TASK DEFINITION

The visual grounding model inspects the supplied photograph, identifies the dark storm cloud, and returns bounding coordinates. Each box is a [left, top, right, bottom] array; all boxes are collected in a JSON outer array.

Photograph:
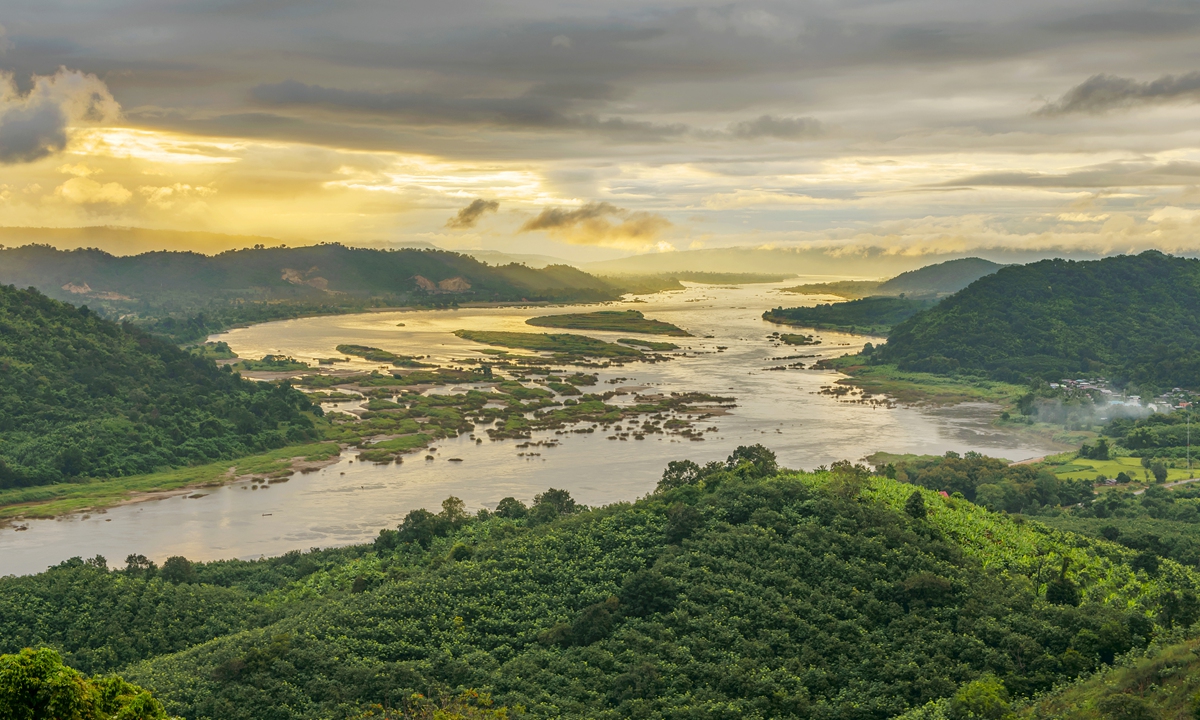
[[0, 95, 67, 163], [1037, 71, 1200, 115], [728, 115, 822, 140], [0, 69, 118, 164], [521, 202, 625, 231], [1042, 8, 1200, 36], [446, 199, 500, 229], [519, 202, 671, 244]]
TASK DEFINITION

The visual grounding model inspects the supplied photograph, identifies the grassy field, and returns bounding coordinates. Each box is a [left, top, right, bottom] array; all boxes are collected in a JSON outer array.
[[1042, 455, 1197, 483], [0, 443, 342, 521], [1017, 636, 1200, 719], [454, 329, 644, 358], [525, 310, 690, 336], [818, 356, 1026, 405]]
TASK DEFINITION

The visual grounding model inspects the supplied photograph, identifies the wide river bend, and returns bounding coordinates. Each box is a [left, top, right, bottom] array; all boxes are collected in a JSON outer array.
[[2, 281, 1060, 575]]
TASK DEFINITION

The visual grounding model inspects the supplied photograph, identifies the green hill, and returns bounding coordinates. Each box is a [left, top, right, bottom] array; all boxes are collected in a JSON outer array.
[[0, 244, 621, 341], [4, 448, 1197, 720], [0, 285, 321, 488], [781, 258, 1005, 300], [876, 257, 1005, 297], [878, 251, 1200, 389]]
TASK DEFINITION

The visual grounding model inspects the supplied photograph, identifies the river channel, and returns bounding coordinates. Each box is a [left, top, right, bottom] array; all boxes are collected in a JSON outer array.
[[3, 281, 1062, 575]]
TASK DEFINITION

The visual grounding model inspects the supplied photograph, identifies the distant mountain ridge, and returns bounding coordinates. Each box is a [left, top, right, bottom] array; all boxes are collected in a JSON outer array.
[[0, 243, 618, 315], [877, 251, 1200, 389], [781, 257, 1006, 300]]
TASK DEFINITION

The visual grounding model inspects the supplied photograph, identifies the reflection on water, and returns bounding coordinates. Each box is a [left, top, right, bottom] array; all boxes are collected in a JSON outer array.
[[2, 282, 1061, 575]]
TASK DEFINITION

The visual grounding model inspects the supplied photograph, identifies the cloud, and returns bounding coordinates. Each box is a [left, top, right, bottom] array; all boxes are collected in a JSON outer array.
[[445, 198, 500, 229], [938, 161, 1200, 189], [1037, 72, 1200, 115], [1056, 212, 1109, 222], [728, 115, 822, 140], [703, 189, 836, 209], [0, 69, 120, 164], [519, 201, 671, 247], [251, 80, 685, 140], [696, 8, 799, 41], [55, 176, 132, 204], [139, 183, 217, 210]]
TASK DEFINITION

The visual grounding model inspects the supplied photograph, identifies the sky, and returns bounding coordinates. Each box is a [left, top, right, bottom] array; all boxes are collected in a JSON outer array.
[[2, 0, 1200, 262]]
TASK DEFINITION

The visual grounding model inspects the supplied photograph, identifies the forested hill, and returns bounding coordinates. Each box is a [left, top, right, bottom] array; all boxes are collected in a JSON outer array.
[[3, 449, 1196, 719], [0, 243, 618, 316], [878, 251, 1200, 389], [875, 257, 1004, 296], [0, 285, 321, 488]]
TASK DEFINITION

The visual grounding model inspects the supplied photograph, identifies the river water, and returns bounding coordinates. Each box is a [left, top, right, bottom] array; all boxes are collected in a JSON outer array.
[[3, 281, 1061, 575]]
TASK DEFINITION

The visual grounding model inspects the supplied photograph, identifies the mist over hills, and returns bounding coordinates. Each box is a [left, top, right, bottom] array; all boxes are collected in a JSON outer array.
[[583, 245, 1109, 278]]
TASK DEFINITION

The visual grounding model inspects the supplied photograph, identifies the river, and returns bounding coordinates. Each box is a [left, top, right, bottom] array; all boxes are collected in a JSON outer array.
[[1, 281, 1062, 575]]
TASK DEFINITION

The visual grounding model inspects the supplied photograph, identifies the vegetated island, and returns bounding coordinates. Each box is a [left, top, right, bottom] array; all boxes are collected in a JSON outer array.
[[526, 309, 691, 336], [617, 337, 679, 351], [765, 295, 938, 336], [775, 331, 820, 346], [335, 344, 433, 368], [453, 329, 646, 360], [6, 445, 1200, 720]]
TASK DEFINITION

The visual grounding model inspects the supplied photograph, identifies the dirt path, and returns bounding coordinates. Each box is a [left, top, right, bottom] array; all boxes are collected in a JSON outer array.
[[1134, 476, 1200, 495]]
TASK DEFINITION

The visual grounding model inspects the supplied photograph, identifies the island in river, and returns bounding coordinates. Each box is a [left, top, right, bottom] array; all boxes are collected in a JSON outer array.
[[525, 309, 691, 336]]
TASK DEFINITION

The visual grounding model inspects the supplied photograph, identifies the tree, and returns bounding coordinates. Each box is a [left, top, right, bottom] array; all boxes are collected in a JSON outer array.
[[948, 674, 1014, 720], [494, 497, 527, 520], [905, 491, 928, 519], [532, 488, 576, 516], [441, 496, 469, 525], [159, 557, 195, 584], [658, 460, 701, 491], [1150, 460, 1169, 484], [665, 503, 703, 543], [619, 569, 676, 617], [0, 648, 169, 720], [397, 509, 444, 548], [726, 445, 778, 477]]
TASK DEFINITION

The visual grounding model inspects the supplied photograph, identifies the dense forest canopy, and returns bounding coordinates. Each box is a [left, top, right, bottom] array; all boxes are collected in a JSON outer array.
[[4, 448, 1196, 720], [876, 251, 1200, 389], [0, 285, 321, 488]]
